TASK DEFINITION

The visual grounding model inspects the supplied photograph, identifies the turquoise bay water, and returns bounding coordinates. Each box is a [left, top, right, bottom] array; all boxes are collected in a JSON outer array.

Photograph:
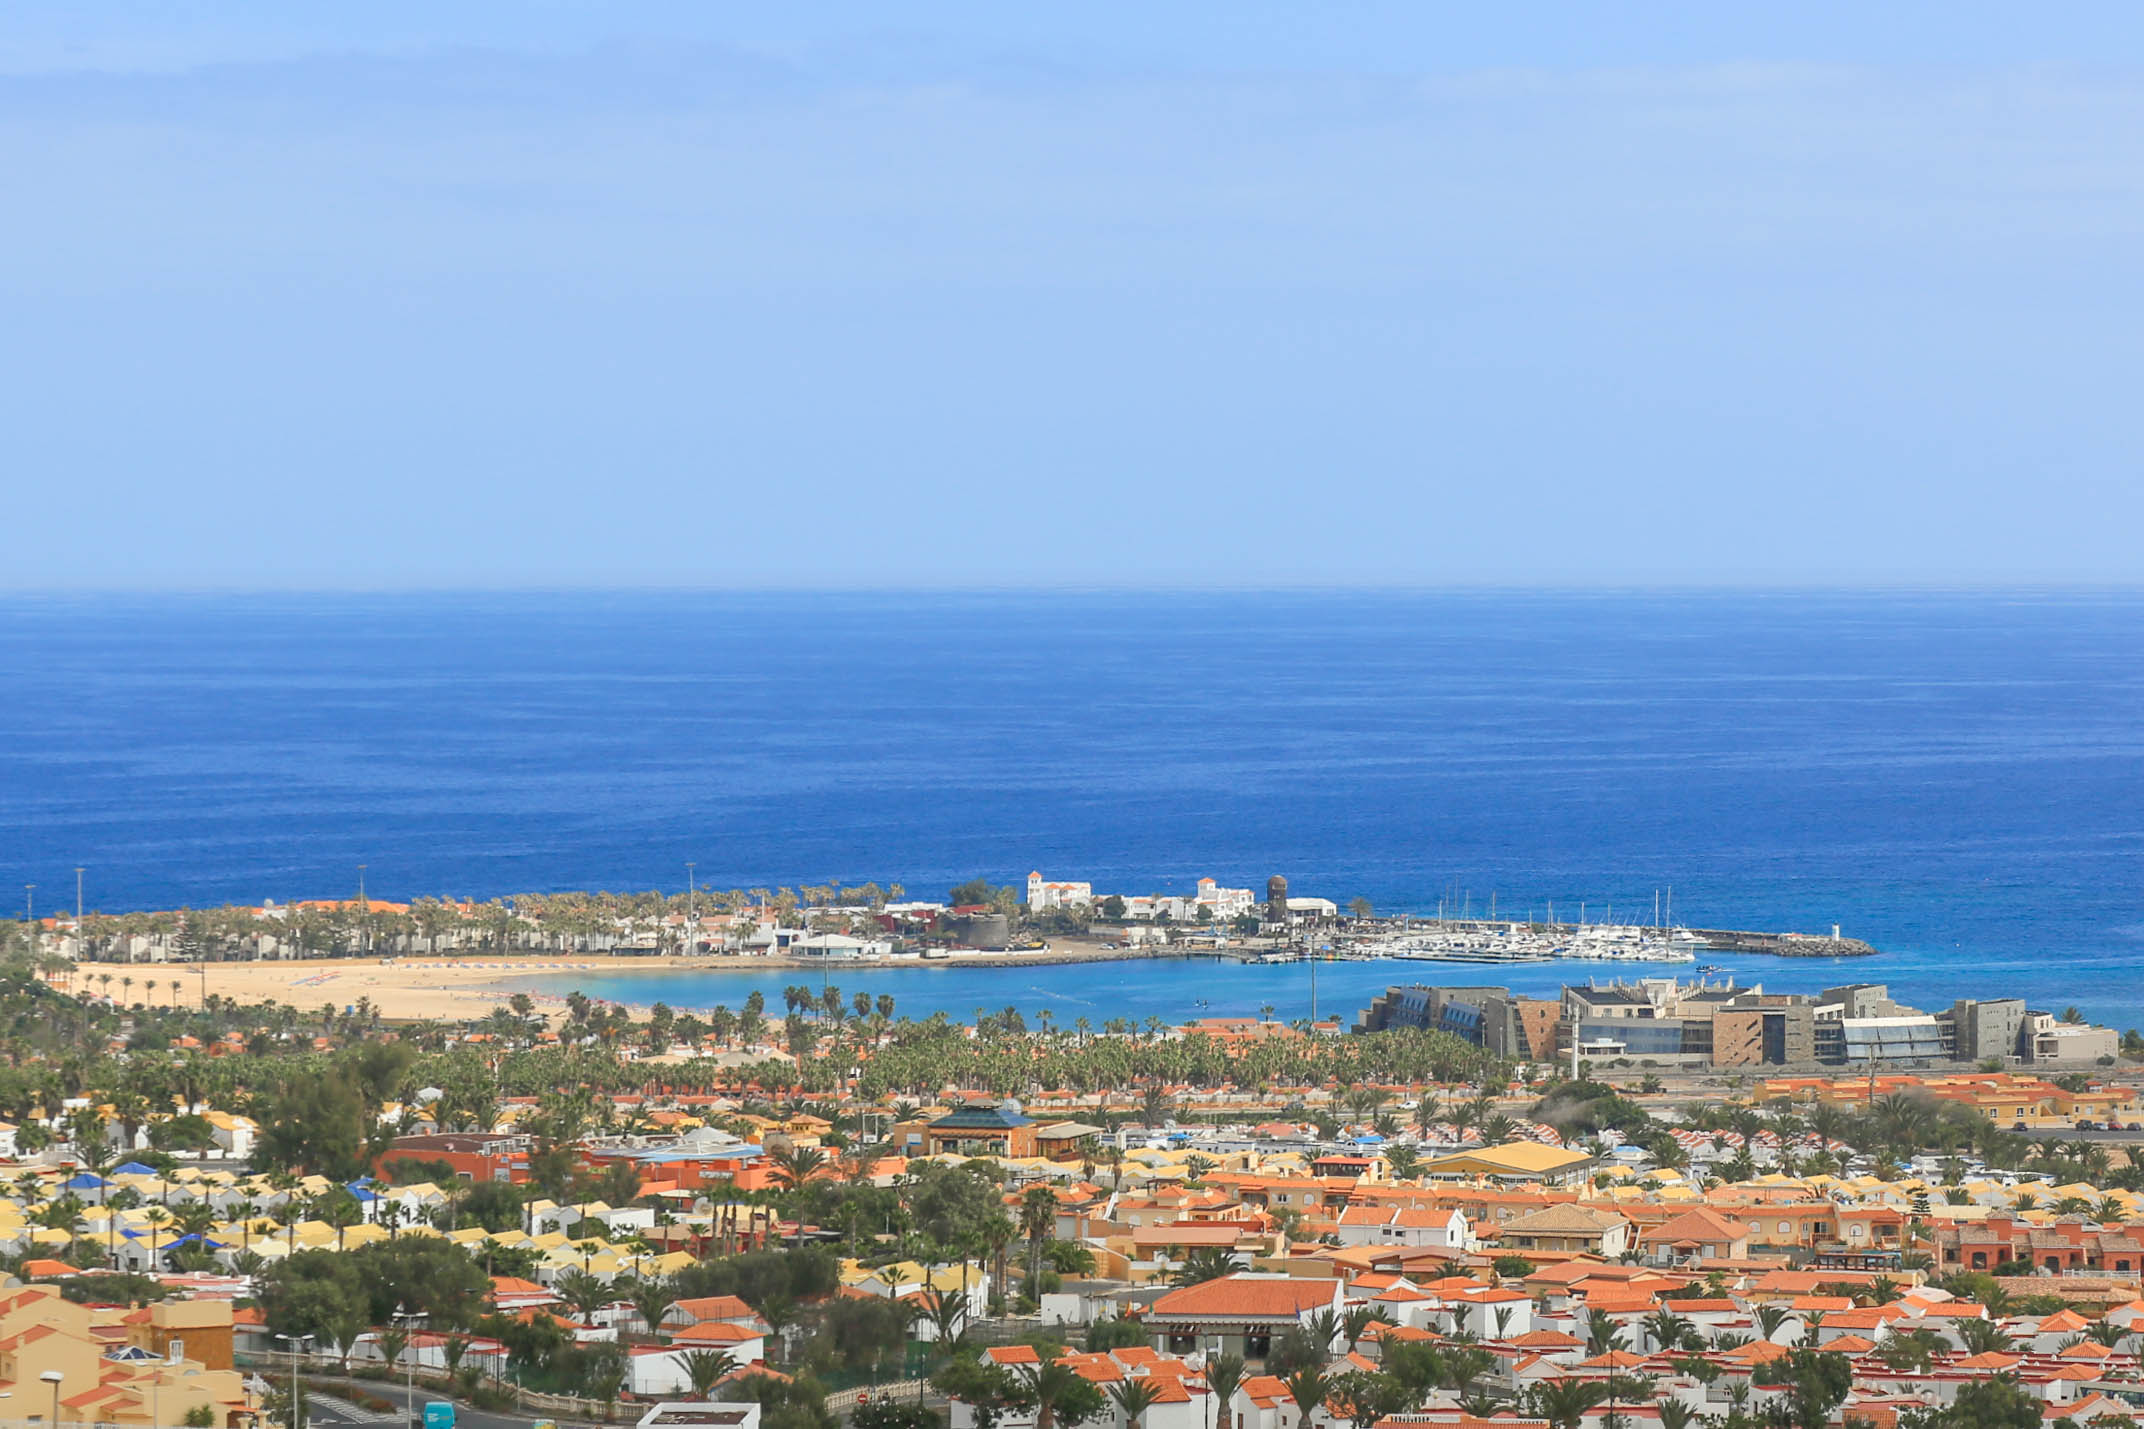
[[497, 948, 1890, 1033], [3, 590, 2142, 1026]]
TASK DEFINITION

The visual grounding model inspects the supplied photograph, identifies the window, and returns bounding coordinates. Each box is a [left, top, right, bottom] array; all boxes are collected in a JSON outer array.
[[1778, 1221, 1791, 1234]]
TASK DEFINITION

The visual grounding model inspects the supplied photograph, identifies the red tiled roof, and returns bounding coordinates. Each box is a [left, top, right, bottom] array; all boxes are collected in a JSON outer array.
[[1151, 1275, 1336, 1319]]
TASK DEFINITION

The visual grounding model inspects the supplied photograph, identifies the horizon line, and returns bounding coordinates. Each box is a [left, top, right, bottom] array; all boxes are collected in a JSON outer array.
[[4, 580, 2144, 600]]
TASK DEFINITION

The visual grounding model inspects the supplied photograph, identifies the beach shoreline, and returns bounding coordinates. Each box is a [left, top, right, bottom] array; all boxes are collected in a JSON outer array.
[[174, 935, 1173, 1022]]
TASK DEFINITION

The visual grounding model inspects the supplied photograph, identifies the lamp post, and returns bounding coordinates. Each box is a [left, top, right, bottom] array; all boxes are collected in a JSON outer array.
[[395, 1302, 424, 1429], [40, 1369, 63, 1429], [275, 1333, 311, 1429]]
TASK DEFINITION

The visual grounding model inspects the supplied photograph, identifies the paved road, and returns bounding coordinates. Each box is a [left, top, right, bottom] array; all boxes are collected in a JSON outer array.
[[295, 1374, 583, 1429], [2036, 1129, 2144, 1146], [307, 1391, 402, 1425]]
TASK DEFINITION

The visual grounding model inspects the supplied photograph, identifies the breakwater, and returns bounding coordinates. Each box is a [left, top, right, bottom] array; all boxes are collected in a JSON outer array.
[[1687, 927, 1877, 957]]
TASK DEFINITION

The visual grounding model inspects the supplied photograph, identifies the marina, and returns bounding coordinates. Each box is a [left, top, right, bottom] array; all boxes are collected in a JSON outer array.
[[1328, 914, 1875, 966], [1348, 920, 1702, 964]]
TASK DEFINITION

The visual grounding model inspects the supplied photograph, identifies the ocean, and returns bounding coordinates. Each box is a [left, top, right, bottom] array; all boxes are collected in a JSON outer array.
[[3, 590, 2142, 1027]]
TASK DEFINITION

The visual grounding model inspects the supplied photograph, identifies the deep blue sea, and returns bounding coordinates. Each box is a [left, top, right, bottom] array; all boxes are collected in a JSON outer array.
[[3, 591, 2142, 1027]]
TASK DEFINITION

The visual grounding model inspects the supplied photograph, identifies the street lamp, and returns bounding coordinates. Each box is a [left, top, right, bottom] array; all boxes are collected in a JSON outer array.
[[274, 1333, 311, 1429], [395, 1301, 424, 1429], [40, 1369, 62, 1428]]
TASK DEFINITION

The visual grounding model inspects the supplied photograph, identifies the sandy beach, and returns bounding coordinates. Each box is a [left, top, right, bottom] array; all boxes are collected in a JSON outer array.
[[187, 957, 567, 1022], [178, 934, 1178, 1023]]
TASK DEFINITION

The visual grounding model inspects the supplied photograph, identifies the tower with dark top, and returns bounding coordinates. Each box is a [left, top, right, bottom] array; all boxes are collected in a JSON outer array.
[[1266, 874, 1288, 924]]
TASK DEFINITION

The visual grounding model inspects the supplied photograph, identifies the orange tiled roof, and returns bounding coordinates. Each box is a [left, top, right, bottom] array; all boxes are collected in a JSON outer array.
[[1151, 1275, 1336, 1319]]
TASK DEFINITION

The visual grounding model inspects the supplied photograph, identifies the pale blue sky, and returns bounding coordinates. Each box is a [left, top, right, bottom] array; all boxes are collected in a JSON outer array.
[[8, 5, 2144, 587]]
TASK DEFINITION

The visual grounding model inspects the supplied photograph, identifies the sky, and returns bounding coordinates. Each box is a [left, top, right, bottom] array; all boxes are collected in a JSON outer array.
[[8, 5, 2144, 589]]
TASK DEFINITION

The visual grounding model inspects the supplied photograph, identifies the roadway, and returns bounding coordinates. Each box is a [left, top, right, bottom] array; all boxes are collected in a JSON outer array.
[[284, 1375, 585, 1429]]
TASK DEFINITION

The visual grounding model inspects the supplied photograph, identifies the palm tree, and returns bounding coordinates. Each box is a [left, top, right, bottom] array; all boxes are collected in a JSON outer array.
[[1020, 1185, 1058, 1284], [140, 1205, 171, 1271], [1643, 1309, 1695, 1354], [1206, 1352, 1247, 1429], [1878, 1327, 1947, 1373], [1532, 1380, 1606, 1429], [1656, 1400, 1698, 1429], [1958, 1318, 2015, 1356], [1441, 1348, 1496, 1400], [376, 1328, 409, 1377], [1109, 1378, 1164, 1429], [767, 1143, 827, 1192], [630, 1278, 677, 1339], [915, 1287, 971, 1350], [1586, 1317, 1628, 1355], [681, 1349, 739, 1398], [1172, 1246, 1240, 1286], [1282, 1367, 1329, 1429], [1021, 1359, 1098, 1429], [171, 1199, 217, 1241], [555, 1268, 611, 1319], [2085, 1321, 2134, 1350], [1302, 1307, 1343, 1360], [1340, 1304, 1392, 1351]]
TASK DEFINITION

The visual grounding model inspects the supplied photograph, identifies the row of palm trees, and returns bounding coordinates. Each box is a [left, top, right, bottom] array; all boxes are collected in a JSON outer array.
[[1672, 1088, 2140, 1191]]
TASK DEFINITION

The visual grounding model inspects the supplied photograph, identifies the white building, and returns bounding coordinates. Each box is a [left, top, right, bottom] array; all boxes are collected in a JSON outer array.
[[1026, 873, 1094, 910], [1192, 878, 1257, 917], [1331, 1205, 1468, 1251], [1114, 878, 1257, 923], [627, 1351, 770, 1399], [791, 933, 893, 959], [2028, 1016, 2120, 1064], [635, 1403, 762, 1429]]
